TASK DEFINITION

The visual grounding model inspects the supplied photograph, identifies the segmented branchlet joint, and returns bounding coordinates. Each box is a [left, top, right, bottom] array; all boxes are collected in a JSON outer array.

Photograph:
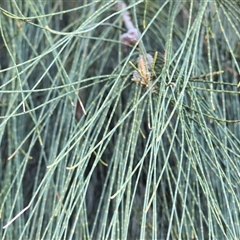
[[130, 52, 158, 90]]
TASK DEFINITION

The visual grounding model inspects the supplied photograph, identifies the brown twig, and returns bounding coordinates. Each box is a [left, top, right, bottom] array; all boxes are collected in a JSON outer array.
[[117, 1, 140, 46]]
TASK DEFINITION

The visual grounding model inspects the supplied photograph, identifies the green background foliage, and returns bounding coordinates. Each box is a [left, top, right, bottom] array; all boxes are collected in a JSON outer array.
[[1, 1, 240, 239]]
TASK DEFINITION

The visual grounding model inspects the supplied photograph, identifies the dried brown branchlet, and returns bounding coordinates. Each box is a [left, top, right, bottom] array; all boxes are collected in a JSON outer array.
[[130, 52, 158, 90], [132, 54, 153, 87]]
